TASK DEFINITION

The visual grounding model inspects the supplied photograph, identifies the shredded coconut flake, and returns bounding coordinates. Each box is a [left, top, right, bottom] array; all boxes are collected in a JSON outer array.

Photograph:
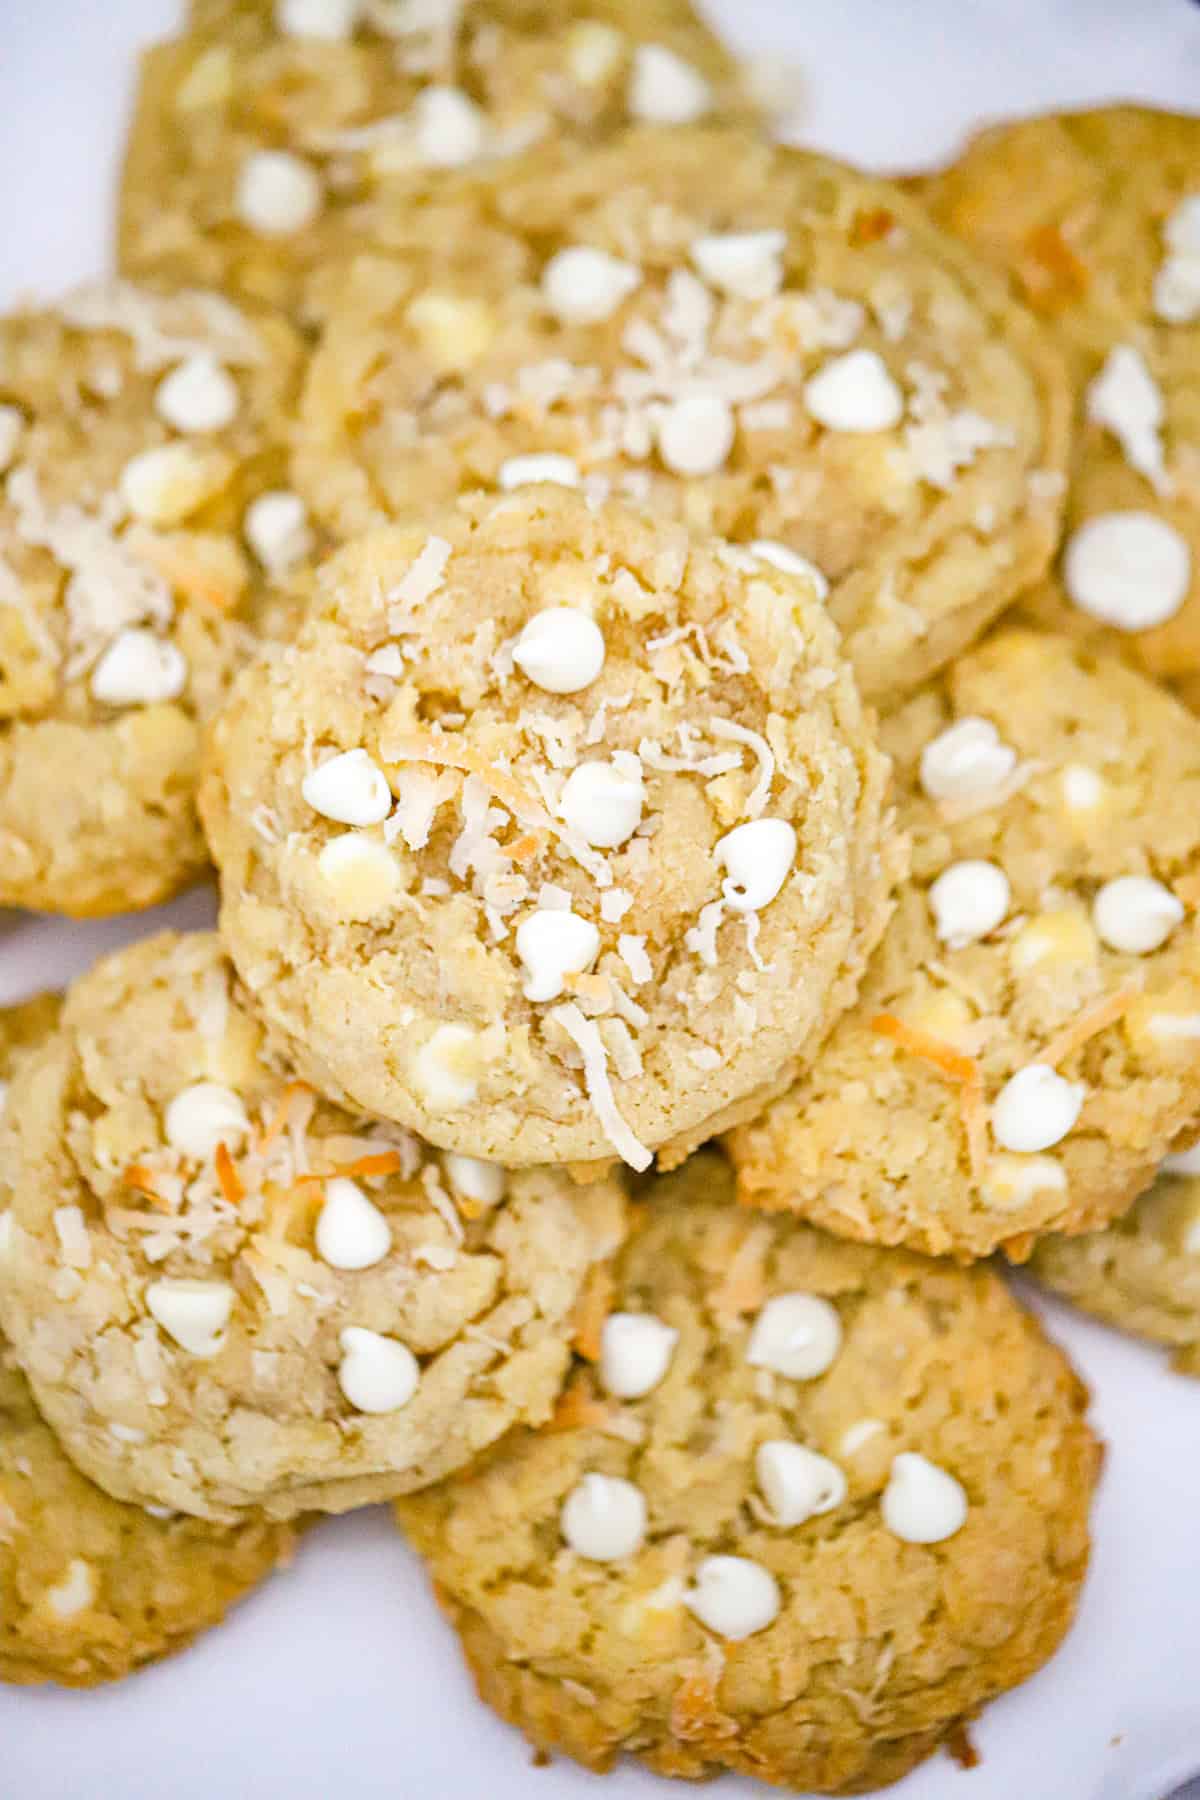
[[7, 466, 174, 675], [549, 1002, 651, 1170], [57, 280, 265, 371], [617, 934, 653, 985], [387, 534, 451, 625], [709, 717, 774, 816]]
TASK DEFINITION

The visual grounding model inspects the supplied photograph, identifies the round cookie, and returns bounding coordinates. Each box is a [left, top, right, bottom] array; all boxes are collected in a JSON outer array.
[[0, 993, 295, 1689], [117, 0, 757, 328], [200, 487, 896, 1171], [0, 932, 627, 1522], [919, 108, 1200, 698], [0, 1346, 298, 1688], [396, 1149, 1099, 1794], [0, 283, 306, 916], [728, 627, 1200, 1260], [293, 124, 1069, 706], [1030, 1146, 1200, 1377]]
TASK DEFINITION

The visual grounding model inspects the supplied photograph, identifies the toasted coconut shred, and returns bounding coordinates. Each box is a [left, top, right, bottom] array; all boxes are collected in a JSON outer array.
[[549, 1002, 652, 1172]]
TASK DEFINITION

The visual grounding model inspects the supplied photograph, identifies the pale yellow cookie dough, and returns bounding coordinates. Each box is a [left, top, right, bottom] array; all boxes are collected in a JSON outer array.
[[398, 1150, 1099, 1794], [0, 284, 306, 916], [118, 0, 757, 327], [919, 108, 1200, 698], [200, 488, 897, 1171], [293, 123, 1070, 705], [0, 933, 626, 1522], [729, 628, 1200, 1260], [1031, 1154, 1200, 1377], [0, 991, 296, 1688]]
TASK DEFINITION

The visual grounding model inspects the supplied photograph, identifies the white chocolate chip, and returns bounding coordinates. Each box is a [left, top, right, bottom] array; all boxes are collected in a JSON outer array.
[[337, 1326, 419, 1413], [805, 348, 903, 433], [45, 1559, 97, 1619], [655, 392, 735, 476], [155, 355, 240, 435], [1062, 763, 1104, 813], [244, 490, 313, 576], [164, 1082, 250, 1161], [497, 454, 580, 491], [747, 1293, 842, 1380], [1086, 345, 1170, 494], [919, 716, 1017, 804], [628, 43, 712, 124], [599, 1311, 678, 1399], [541, 246, 641, 326], [685, 1555, 780, 1640], [145, 1278, 234, 1358], [0, 404, 23, 474], [303, 748, 392, 826], [559, 758, 643, 848], [566, 20, 623, 86], [881, 1453, 968, 1545], [276, 0, 361, 38], [561, 1473, 646, 1561], [317, 833, 401, 919], [235, 149, 323, 236], [443, 1153, 506, 1207], [1063, 511, 1191, 632], [1154, 195, 1200, 324], [983, 1153, 1066, 1210], [715, 819, 796, 914], [413, 1023, 480, 1110], [512, 607, 605, 694], [756, 1441, 847, 1527], [690, 230, 786, 301], [119, 442, 222, 526], [749, 539, 828, 599], [90, 630, 187, 707], [928, 859, 1010, 949], [991, 1065, 1085, 1154], [412, 86, 486, 167], [1163, 1141, 1200, 1177], [516, 908, 601, 1002], [316, 1176, 392, 1271], [1092, 875, 1183, 954]]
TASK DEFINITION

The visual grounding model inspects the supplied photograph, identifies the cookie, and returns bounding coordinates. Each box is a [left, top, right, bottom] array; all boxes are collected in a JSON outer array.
[[0, 993, 294, 1688], [200, 487, 896, 1171], [728, 627, 1200, 1260], [397, 1149, 1099, 1794], [0, 1345, 298, 1688], [117, 0, 756, 327], [293, 124, 1069, 706], [0, 283, 306, 916], [0, 932, 626, 1521], [1031, 1144, 1200, 1377], [919, 108, 1200, 697]]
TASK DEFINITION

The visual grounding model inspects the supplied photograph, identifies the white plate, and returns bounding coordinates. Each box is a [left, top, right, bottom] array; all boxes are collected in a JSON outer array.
[[2, 5, 1199, 1796]]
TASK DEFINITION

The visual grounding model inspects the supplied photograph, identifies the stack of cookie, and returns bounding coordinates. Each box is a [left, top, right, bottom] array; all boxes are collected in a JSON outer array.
[[0, 1, 1196, 1789]]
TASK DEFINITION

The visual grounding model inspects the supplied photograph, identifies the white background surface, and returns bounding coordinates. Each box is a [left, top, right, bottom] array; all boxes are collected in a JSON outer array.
[[2, 4, 1200, 1797]]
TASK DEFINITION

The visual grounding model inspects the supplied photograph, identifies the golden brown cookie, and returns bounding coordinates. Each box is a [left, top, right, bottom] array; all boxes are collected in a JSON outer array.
[[0, 933, 626, 1522], [1031, 1145, 1200, 1376], [0, 1346, 297, 1688], [0, 284, 306, 916], [117, 0, 757, 327], [728, 627, 1200, 1260], [0, 991, 295, 1688], [397, 1150, 1099, 1794], [919, 108, 1200, 697], [200, 488, 897, 1171], [292, 124, 1069, 706]]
